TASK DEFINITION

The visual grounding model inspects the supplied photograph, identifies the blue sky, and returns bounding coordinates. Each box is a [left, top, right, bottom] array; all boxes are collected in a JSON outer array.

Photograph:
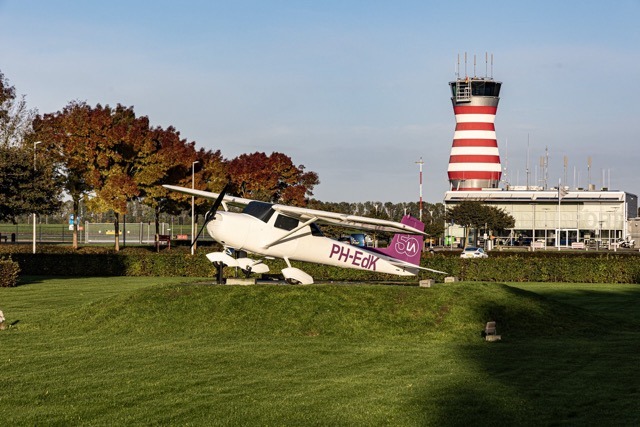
[[1, 0, 639, 203]]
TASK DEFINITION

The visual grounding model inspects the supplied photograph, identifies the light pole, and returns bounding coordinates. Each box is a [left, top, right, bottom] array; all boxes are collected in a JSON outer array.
[[191, 160, 199, 255], [33, 141, 42, 254]]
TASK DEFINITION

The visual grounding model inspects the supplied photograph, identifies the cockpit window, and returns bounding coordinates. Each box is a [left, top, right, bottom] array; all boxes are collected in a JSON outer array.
[[242, 201, 275, 223], [274, 214, 299, 231], [310, 222, 323, 237]]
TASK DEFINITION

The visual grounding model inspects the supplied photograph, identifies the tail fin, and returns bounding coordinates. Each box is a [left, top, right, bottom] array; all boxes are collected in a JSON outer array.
[[377, 215, 424, 265]]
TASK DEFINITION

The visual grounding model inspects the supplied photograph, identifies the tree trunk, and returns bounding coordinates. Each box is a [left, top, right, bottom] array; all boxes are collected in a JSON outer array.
[[154, 207, 160, 236]]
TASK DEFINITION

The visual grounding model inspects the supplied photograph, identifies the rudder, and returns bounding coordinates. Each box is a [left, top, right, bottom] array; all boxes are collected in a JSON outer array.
[[378, 215, 424, 265]]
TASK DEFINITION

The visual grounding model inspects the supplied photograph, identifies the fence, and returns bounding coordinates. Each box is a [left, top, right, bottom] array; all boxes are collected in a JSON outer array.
[[84, 222, 172, 244], [0, 222, 211, 245]]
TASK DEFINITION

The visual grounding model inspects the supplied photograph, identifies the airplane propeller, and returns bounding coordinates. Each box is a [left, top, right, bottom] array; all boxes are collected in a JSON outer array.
[[191, 182, 230, 249]]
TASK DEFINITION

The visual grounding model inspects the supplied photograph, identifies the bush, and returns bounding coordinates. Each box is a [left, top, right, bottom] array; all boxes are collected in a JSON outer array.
[[1, 244, 640, 283], [0, 258, 20, 287]]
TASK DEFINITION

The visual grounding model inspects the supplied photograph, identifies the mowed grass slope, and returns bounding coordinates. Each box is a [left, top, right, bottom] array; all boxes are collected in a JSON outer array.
[[1, 278, 639, 425]]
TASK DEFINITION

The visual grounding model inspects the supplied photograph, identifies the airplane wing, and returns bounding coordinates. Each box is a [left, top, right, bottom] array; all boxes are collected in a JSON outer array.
[[162, 185, 253, 209], [272, 205, 427, 236], [163, 184, 427, 236]]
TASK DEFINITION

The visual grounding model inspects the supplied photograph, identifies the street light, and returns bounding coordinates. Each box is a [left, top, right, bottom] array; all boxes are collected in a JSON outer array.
[[191, 160, 199, 255], [33, 141, 42, 254]]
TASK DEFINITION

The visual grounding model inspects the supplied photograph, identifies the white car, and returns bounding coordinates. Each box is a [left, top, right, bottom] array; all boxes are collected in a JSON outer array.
[[460, 247, 488, 259]]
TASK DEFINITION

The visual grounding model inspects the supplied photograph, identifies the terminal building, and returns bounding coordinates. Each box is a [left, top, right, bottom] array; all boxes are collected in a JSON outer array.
[[443, 56, 638, 248], [444, 187, 638, 248]]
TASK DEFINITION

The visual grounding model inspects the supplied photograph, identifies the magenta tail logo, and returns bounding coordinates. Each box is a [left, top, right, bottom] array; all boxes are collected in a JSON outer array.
[[394, 235, 420, 257]]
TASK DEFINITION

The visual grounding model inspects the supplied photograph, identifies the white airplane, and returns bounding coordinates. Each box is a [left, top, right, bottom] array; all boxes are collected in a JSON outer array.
[[163, 184, 446, 284]]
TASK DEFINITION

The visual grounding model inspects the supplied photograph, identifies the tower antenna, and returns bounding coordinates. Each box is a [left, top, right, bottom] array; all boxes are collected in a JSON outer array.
[[485, 52, 488, 78], [544, 146, 549, 189], [464, 52, 468, 79], [491, 53, 494, 79], [473, 54, 477, 77]]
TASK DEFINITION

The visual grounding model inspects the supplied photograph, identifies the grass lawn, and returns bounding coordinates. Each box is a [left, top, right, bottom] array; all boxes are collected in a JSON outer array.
[[1, 278, 639, 425]]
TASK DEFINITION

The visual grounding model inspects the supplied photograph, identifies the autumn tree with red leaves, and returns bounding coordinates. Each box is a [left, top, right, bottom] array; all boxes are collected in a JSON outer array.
[[135, 125, 200, 235], [33, 101, 99, 249], [35, 102, 153, 251], [84, 104, 152, 251], [227, 152, 318, 206]]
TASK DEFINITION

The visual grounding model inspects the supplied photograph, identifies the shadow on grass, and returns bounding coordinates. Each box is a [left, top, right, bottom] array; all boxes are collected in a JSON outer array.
[[410, 283, 640, 425]]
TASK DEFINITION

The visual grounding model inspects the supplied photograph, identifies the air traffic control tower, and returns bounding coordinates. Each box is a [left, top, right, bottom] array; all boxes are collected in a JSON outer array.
[[447, 57, 502, 191]]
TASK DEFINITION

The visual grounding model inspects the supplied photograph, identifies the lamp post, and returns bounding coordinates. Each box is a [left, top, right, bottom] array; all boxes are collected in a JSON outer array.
[[530, 203, 537, 250], [191, 160, 199, 255], [33, 141, 42, 254]]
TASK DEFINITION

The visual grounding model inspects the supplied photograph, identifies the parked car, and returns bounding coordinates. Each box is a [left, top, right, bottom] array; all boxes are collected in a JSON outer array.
[[612, 238, 636, 249], [460, 247, 488, 259]]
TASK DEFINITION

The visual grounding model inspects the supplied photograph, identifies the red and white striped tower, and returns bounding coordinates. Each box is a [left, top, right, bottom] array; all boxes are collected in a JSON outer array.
[[447, 65, 502, 190]]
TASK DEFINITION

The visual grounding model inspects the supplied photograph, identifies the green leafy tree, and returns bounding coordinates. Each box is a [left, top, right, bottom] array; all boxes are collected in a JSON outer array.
[[0, 145, 61, 223], [0, 70, 36, 147], [421, 202, 446, 243], [446, 200, 515, 246]]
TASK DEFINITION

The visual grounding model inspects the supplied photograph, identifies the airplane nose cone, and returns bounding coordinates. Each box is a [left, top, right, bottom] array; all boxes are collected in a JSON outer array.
[[206, 212, 248, 249]]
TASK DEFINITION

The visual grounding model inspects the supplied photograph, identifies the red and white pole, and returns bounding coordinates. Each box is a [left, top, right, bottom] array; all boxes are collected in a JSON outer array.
[[416, 157, 424, 222]]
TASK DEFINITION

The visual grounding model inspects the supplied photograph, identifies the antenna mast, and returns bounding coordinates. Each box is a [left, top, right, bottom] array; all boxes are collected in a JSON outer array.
[[490, 53, 494, 79], [485, 52, 488, 78]]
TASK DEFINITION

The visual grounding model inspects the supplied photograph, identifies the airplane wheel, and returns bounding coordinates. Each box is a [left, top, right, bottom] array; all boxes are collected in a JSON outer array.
[[286, 278, 301, 285]]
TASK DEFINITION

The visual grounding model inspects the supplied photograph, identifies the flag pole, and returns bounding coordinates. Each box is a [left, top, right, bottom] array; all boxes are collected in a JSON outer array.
[[557, 178, 561, 250]]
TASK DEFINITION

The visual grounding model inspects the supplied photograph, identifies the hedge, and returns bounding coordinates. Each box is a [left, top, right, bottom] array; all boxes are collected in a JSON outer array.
[[1, 245, 640, 283], [0, 258, 21, 287]]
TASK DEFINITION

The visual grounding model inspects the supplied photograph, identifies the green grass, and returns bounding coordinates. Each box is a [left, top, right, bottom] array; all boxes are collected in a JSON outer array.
[[1, 279, 639, 425]]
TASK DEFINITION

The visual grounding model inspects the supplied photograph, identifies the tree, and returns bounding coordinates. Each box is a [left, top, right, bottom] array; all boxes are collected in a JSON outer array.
[[135, 125, 199, 235], [420, 202, 446, 242], [192, 148, 228, 217], [0, 70, 36, 147], [227, 152, 319, 206], [0, 145, 61, 223], [0, 71, 60, 223], [446, 200, 515, 246], [83, 104, 151, 251], [33, 101, 99, 249]]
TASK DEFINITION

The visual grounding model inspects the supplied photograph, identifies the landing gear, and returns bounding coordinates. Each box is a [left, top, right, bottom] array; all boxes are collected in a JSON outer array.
[[214, 261, 225, 284], [281, 258, 314, 285]]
